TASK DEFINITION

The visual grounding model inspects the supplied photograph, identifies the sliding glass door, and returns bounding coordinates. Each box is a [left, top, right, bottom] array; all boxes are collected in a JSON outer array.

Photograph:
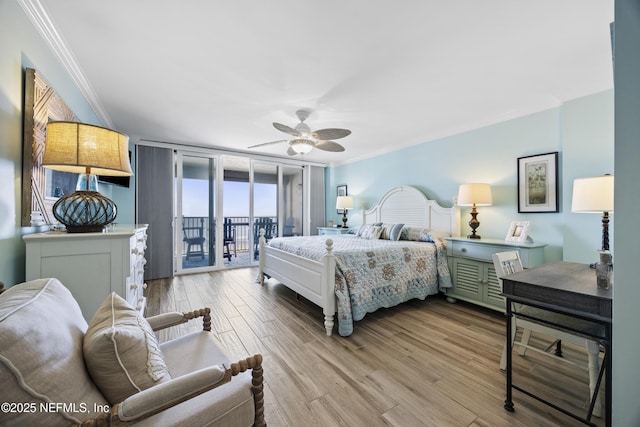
[[176, 153, 216, 273], [174, 151, 306, 274]]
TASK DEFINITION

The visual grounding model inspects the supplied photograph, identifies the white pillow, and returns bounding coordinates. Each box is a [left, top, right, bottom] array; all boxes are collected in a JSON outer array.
[[360, 225, 383, 239], [83, 293, 171, 404]]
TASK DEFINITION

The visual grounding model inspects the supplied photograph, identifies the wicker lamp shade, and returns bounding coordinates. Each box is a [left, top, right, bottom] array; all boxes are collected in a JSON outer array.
[[43, 122, 132, 233]]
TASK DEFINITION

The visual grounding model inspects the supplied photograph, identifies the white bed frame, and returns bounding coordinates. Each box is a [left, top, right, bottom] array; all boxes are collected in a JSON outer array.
[[257, 185, 460, 336]]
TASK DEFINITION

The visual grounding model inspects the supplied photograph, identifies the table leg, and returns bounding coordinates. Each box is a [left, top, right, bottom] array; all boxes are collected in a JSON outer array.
[[605, 324, 612, 427], [504, 298, 514, 412]]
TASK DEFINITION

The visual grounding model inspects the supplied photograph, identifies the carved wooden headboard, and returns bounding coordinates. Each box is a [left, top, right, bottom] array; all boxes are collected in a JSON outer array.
[[362, 186, 460, 236]]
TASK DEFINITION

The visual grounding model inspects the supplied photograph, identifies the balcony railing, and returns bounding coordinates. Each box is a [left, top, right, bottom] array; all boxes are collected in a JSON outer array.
[[181, 216, 277, 257]]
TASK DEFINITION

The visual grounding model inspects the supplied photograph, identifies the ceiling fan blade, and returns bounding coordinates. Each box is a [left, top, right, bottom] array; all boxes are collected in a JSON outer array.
[[312, 128, 351, 140], [286, 146, 298, 156], [273, 122, 302, 137], [247, 139, 287, 149], [314, 140, 345, 152]]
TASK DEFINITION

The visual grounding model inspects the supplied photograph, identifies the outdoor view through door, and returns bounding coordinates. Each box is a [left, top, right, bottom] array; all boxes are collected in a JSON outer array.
[[177, 153, 303, 273]]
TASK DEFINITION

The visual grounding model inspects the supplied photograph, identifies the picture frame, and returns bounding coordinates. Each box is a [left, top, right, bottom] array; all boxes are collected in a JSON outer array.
[[517, 152, 559, 213], [337, 185, 347, 214], [505, 220, 531, 243], [21, 68, 80, 226]]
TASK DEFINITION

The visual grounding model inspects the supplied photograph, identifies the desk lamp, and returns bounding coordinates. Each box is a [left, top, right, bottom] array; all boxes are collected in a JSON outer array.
[[571, 174, 614, 251]]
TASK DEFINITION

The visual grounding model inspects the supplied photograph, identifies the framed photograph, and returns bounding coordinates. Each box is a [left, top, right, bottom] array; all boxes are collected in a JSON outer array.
[[337, 185, 347, 214], [505, 221, 531, 243], [517, 152, 559, 213]]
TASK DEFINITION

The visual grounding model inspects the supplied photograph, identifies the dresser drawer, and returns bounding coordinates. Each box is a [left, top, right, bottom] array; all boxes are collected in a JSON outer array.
[[449, 240, 504, 262]]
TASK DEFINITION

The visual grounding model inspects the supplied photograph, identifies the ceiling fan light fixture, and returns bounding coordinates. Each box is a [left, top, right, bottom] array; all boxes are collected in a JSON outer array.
[[290, 138, 314, 154]]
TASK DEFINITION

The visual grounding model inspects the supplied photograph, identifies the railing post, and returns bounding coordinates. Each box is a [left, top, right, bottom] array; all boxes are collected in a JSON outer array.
[[257, 228, 266, 284]]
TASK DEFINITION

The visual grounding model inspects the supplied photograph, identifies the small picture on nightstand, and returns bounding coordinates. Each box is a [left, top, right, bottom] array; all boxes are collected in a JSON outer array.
[[505, 221, 530, 243]]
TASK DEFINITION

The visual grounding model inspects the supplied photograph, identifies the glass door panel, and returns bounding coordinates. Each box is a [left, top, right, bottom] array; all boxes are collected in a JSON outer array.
[[177, 154, 216, 273], [252, 162, 278, 262], [282, 165, 304, 237], [222, 156, 251, 268]]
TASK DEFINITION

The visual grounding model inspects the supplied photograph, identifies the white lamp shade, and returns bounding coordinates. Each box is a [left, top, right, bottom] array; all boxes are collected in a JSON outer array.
[[571, 175, 614, 213], [336, 196, 354, 210], [457, 183, 492, 206], [43, 121, 132, 176]]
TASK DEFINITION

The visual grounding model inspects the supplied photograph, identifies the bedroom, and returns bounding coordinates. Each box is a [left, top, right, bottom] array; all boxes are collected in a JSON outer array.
[[1, 0, 639, 425]]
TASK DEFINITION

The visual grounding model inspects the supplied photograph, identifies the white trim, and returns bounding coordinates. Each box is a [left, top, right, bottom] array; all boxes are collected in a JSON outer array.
[[18, 0, 113, 127]]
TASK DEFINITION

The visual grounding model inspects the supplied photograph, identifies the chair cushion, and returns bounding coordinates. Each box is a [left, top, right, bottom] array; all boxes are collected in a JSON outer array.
[[132, 332, 255, 427], [0, 278, 108, 426], [84, 292, 171, 404]]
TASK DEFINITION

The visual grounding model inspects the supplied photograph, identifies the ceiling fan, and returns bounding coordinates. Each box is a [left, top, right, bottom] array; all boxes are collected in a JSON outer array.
[[248, 110, 351, 156]]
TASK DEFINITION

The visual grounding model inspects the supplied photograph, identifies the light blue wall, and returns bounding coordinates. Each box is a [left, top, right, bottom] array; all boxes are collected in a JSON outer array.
[[0, 2, 114, 286], [327, 93, 613, 264], [613, 1, 640, 425]]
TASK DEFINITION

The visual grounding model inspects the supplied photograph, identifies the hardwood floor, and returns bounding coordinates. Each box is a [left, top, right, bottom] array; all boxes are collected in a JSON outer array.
[[145, 267, 604, 427]]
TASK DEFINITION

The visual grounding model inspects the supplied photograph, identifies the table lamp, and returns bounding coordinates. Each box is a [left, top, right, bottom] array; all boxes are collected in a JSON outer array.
[[457, 183, 492, 239], [336, 196, 354, 228], [42, 121, 132, 233], [571, 174, 614, 251]]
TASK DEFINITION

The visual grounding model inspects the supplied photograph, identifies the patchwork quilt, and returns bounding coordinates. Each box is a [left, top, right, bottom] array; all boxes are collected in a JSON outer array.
[[268, 234, 451, 336]]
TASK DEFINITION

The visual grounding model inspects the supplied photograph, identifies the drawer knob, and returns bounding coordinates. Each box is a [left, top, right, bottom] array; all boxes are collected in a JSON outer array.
[[461, 248, 467, 253]]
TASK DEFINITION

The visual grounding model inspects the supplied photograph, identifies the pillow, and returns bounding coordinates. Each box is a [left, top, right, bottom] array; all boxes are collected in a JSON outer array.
[[379, 223, 404, 241], [0, 278, 108, 425], [83, 293, 171, 404], [360, 225, 383, 239], [356, 222, 382, 237], [400, 226, 430, 241]]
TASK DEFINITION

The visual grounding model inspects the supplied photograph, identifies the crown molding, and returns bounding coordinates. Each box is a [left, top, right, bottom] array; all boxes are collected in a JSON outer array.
[[18, 0, 113, 127]]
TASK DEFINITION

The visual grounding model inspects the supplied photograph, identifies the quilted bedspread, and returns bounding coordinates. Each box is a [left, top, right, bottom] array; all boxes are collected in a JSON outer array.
[[268, 234, 451, 336]]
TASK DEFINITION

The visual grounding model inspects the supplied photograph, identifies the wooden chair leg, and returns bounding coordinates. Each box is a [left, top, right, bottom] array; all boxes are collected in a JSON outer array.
[[518, 328, 532, 356], [500, 316, 517, 370], [586, 339, 602, 418]]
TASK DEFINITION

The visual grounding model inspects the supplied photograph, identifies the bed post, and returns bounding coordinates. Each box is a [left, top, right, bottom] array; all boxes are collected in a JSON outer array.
[[257, 228, 266, 285], [323, 238, 336, 336]]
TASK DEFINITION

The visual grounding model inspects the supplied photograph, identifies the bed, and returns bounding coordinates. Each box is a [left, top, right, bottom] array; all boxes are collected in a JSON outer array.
[[257, 185, 460, 336]]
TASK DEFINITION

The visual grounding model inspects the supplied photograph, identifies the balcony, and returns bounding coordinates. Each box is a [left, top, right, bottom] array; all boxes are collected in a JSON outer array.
[[181, 216, 279, 269]]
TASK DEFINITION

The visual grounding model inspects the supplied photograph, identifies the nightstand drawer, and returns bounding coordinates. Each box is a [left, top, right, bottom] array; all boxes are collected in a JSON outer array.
[[450, 240, 502, 262]]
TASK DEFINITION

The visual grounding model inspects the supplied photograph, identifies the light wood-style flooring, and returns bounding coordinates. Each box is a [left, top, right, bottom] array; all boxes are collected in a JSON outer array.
[[145, 267, 604, 427]]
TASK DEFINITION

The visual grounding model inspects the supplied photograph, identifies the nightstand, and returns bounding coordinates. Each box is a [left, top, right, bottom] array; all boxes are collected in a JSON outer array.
[[444, 237, 546, 311], [317, 227, 351, 236]]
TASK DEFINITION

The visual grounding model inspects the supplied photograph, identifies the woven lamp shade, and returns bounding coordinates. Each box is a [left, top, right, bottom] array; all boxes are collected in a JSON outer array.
[[43, 122, 132, 176], [42, 122, 132, 232]]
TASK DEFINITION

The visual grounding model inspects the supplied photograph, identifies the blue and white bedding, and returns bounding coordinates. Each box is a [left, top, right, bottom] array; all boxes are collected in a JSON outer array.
[[268, 228, 451, 336]]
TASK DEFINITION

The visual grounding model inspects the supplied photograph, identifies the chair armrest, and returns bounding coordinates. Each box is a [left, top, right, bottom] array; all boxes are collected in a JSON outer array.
[[147, 307, 212, 332], [79, 354, 264, 426], [145, 312, 185, 330], [117, 364, 230, 421]]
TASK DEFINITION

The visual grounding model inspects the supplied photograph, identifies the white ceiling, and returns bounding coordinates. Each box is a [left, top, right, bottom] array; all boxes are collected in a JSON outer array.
[[26, 0, 614, 165]]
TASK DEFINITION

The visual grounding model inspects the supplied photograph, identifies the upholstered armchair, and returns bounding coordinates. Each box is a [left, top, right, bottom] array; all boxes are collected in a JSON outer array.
[[0, 278, 266, 426]]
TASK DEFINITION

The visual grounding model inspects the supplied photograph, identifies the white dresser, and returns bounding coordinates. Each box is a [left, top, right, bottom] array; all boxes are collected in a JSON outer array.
[[24, 224, 148, 321]]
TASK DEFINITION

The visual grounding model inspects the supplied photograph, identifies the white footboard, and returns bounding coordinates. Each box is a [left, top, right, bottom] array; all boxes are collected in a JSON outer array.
[[258, 231, 337, 336]]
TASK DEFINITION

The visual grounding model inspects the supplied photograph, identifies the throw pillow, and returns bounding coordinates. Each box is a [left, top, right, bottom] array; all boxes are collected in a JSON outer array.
[[83, 293, 171, 404], [360, 225, 383, 239], [379, 223, 404, 241]]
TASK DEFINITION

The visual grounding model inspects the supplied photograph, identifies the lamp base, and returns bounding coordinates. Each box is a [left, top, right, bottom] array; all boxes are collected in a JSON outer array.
[[341, 211, 349, 228], [467, 207, 481, 239], [52, 190, 117, 233]]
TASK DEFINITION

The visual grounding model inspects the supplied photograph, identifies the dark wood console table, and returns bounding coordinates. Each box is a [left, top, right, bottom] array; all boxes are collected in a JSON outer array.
[[501, 261, 612, 426]]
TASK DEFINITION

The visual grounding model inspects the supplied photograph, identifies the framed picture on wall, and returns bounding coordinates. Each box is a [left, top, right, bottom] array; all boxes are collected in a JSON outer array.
[[337, 185, 347, 214], [517, 152, 559, 213]]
